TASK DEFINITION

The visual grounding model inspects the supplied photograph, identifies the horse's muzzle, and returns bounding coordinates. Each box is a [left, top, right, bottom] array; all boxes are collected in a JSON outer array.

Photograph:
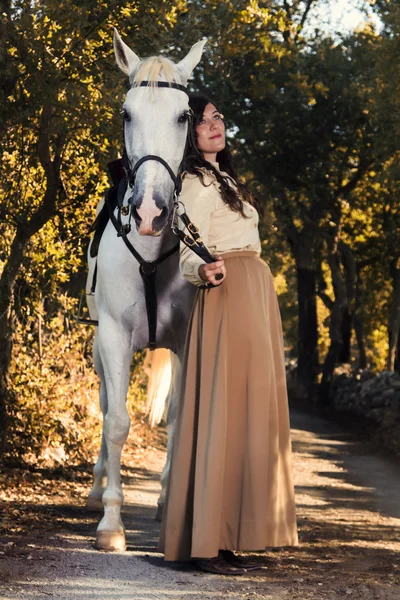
[[134, 206, 169, 236]]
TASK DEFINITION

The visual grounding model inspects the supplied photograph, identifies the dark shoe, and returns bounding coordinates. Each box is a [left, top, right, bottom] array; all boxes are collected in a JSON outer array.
[[220, 550, 263, 571], [195, 555, 247, 575]]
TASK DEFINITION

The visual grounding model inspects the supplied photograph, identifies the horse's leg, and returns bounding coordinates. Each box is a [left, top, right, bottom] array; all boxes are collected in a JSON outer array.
[[156, 352, 182, 522], [94, 320, 133, 551], [87, 333, 108, 512]]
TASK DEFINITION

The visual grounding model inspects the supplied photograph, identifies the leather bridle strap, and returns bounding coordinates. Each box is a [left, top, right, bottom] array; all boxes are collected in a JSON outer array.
[[106, 189, 179, 350], [127, 154, 182, 194], [136, 80, 188, 94], [170, 200, 223, 288]]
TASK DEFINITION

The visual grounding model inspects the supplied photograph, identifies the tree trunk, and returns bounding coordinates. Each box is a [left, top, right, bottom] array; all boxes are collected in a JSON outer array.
[[338, 243, 357, 365], [0, 309, 13, 451], [271, 197, 319, 399], [395, 336, 400, 373], [353, 315, 367, 369], [353, 266, 367, 369], [388, 258, 400, 372], [296, 261, 319, 400], [319, 237, 348, 405], [0, 232, 30, 449], [339, 309, 352, 363], [0, 102, 62, 450]]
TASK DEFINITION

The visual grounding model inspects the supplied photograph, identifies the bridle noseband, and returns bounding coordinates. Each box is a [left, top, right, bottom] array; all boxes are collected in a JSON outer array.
[[125, 154, 182, 197]]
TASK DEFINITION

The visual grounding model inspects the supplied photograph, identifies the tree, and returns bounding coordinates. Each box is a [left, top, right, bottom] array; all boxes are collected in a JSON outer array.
[[0, 0, 183, 450], [170, 0, 400, 394]]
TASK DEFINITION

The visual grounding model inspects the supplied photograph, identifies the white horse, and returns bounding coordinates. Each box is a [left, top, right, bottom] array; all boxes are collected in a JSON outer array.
[[85, 29, 205, 551]]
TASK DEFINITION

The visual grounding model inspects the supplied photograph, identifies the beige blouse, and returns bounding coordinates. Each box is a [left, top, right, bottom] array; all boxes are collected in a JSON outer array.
[[179, 165, 261, 286]]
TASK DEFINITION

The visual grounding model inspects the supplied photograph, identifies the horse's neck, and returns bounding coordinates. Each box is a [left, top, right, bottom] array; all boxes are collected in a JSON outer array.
[[128, 226, 177, 262]]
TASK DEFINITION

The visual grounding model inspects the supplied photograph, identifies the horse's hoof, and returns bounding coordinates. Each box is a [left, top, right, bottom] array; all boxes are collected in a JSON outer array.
[[86, 495, 104, 512], [94, 530, 126, 552], [155, 503, 164, 523]]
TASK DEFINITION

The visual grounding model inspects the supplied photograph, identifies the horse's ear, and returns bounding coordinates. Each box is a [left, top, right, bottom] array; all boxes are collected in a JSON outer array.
[[177, 39, 207, 83], [113, 28, 140, 76]]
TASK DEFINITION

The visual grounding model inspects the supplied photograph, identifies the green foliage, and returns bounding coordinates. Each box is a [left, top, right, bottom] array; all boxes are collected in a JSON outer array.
[[0, 0, 399, 459], [184, 1, 399, 377], [6, 299, 149, 465], [0, 0, 182, 459], [8, 307, 101, 464]]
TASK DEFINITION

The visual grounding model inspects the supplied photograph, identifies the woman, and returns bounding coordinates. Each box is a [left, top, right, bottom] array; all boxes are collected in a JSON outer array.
[[159, 94, 298, 575]]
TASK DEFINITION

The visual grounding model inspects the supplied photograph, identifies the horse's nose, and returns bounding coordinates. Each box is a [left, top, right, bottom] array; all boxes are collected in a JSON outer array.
[[152, 206, 169, 232], [130, 193, 168, 235]]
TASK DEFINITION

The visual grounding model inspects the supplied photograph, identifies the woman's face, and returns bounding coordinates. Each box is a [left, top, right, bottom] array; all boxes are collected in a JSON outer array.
[[195, 103, 226, 161]]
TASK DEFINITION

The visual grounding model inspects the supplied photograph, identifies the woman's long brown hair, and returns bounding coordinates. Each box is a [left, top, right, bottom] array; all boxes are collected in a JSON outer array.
[[182, 93, 259, 216]]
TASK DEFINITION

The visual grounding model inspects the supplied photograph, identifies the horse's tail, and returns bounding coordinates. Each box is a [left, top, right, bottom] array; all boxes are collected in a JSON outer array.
[[144, 349, 179, 427]]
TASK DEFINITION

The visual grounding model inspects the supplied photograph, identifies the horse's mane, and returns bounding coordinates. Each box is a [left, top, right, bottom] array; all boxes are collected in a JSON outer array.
[[131, 56, 180, 92]]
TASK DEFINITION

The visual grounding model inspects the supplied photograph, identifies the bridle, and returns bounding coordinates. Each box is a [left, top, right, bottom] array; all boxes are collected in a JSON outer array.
[[113, 80, 194, 237], [122, 81, 190, 207], [106, 80, 191, 350], [91, 80, 218, 347]]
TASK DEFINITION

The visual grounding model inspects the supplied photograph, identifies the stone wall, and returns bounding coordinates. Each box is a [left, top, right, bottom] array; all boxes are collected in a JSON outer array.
[[286, 362, 400, 456], [329, 367, 400, 456]]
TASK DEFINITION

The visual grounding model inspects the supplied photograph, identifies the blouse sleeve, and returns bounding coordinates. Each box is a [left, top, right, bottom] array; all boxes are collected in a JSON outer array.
[[178, 173, 218, 287]]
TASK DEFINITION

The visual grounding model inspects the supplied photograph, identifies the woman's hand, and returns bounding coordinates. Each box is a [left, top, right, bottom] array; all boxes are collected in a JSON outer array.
[[198, 255, 226, 286]]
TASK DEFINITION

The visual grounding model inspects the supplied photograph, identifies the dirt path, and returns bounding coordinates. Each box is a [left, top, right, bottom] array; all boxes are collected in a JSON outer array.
[[1, 409, 400, 600]]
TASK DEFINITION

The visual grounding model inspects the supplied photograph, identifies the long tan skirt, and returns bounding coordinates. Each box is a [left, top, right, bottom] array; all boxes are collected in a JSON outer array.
[[159, 251, 298, 561]]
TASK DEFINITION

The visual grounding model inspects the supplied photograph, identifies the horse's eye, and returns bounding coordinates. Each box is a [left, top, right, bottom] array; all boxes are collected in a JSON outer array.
[[178, 112, 189, 125], [122, 109, 131, 122]]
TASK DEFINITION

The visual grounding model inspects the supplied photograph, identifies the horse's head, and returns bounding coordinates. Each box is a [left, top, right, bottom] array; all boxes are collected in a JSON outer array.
[[113, 29, 206, 236]]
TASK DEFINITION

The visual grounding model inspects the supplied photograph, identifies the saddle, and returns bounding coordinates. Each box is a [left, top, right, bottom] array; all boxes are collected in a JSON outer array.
[[89, 159, 126, 258]]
